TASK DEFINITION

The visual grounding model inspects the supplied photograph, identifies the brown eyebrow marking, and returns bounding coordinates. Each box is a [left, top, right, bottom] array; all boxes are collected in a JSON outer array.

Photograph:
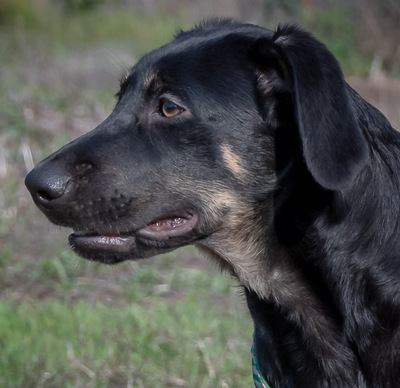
[[144, 71, 160, 90], [144, 71, 168, 100]]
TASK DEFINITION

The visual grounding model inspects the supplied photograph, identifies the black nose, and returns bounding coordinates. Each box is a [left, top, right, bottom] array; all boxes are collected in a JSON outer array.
[[25, 165, 71, 207]]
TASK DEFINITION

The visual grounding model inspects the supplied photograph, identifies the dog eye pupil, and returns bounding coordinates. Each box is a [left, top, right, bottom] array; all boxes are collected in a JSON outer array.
[[160, 100, 182, 118]]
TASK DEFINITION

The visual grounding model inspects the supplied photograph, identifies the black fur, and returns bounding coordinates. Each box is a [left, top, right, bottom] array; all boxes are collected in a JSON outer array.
[[25, 20, 400, 388]]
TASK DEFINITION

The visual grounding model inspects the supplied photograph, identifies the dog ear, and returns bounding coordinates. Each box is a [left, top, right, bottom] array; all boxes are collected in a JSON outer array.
[[255, 25, 368, 190]]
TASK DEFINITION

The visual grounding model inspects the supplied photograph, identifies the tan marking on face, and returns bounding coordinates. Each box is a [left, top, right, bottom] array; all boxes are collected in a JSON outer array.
[[199, 204, 271, 297], [163, 174, 317, 301], [161, 175, 270, 291], [166, 174, 240, 214], [162, 174, 292, 299], [161, 173, 350, 365], [220, 144, 246, 179], [202, 188, 239, 213]]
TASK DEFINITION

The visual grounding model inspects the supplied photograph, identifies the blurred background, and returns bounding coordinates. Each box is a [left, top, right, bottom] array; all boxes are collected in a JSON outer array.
[[1, 0, 399, 387]]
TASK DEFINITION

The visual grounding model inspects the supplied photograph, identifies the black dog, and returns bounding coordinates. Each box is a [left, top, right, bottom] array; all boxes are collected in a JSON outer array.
[[25, 20, 400, 388]]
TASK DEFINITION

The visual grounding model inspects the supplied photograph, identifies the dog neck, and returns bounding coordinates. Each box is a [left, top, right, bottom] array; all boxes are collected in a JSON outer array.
[[197, 186, 377, 387]]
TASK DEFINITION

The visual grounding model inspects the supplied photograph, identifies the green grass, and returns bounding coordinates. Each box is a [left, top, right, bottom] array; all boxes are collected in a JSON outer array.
[[302, 8, 371, 76], [0, 251, 254, 388], [1, 4, 188, 62], [0, 298, 253, 387]]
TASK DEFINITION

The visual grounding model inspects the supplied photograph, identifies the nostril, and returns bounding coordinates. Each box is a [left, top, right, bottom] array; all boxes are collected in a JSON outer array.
[[38, 190, 53, 202], [37, 185, 66, 201], [35, 178, 70, 203], [25, 167, 71, 206]]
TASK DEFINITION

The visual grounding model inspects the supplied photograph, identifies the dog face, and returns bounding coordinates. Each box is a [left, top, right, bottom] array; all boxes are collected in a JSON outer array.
[[25, 20, 368, 286], [25, 22, 276, 267]]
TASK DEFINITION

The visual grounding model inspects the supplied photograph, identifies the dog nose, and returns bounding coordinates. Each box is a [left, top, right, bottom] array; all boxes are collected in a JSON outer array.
[[25, 165, 71, 207]]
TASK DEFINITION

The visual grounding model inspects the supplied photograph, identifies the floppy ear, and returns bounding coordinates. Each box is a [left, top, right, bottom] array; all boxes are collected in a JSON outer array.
[[256, 25, 368, 190]]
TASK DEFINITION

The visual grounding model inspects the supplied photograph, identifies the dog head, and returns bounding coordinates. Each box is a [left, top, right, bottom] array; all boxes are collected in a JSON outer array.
[[25, 20, 368, 280]]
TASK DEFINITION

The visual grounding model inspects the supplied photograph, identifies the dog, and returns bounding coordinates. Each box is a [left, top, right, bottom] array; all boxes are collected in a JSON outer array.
[[25, 19, 400, 388]]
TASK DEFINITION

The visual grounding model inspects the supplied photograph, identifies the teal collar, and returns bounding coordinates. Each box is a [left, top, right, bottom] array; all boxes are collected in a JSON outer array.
[[251, 335, 270, 388]]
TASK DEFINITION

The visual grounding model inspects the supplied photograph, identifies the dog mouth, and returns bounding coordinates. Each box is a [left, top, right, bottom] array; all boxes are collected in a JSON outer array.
[[136, 213, 198, 240], [68, 212, 199, 261]]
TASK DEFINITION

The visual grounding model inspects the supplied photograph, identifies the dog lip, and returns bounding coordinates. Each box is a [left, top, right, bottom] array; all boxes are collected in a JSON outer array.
[[69, 232, 136, 254], [136, 212, 198, 241], [69, 211, 198, 251]]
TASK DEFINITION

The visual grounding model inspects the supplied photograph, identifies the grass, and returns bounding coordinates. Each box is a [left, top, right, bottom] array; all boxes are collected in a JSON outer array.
[[0, 301, 252, 387], [302, 8, 371, 76], [1, 284, 253, 388], [11, 302, 248, 387], [1, 249, 254, 388]]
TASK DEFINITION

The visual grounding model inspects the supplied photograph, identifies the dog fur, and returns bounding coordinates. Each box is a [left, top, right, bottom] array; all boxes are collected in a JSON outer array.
[[25, 20, 400, 388]]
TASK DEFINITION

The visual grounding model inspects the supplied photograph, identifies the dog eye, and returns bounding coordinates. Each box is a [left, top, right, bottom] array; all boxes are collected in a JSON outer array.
[[160, 99, 183, 118]]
